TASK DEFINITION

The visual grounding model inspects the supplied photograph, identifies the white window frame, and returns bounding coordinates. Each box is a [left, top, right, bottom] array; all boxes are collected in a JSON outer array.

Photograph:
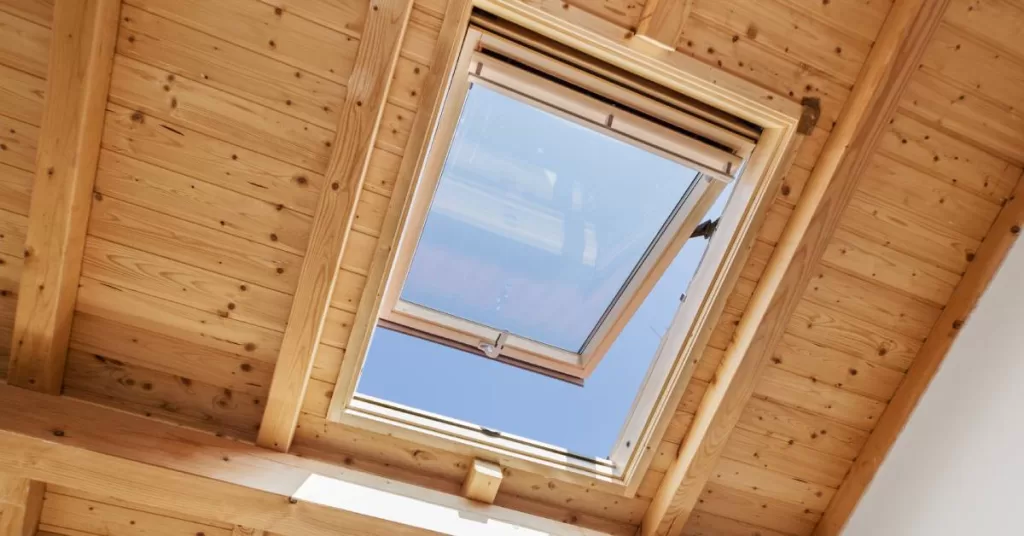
[[328, 0, 805, 496]]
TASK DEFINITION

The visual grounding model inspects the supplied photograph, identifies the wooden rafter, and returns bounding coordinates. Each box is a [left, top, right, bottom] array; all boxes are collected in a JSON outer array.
[[256, 0, 414, 451], [0, 475, 44, 536], [813, 175, 1024, 534], [634, 0, 693, 49], [0, 384, 604, 536], [640, 0, 951, 534], [7, 0, 121, 393]]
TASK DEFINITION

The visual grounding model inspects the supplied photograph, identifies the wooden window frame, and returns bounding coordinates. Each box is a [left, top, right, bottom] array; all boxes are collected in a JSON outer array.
[[377, 28, 746, 380], [328, 0, 805, 496]]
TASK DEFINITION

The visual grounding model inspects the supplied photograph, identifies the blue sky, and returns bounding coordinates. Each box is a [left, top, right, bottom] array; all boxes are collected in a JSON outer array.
[[356, 84, 731, 459]]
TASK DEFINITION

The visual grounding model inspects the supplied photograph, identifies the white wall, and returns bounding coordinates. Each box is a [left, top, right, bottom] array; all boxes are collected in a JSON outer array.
[[844, 240, 1024, 535]]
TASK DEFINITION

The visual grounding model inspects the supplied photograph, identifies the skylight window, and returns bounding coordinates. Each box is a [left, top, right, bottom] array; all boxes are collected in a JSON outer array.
[[378, 28, 749, 380]]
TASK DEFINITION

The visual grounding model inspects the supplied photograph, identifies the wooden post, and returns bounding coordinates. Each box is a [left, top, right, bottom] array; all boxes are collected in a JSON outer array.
[[6, 0, 121, 393], [640, 0, 951, 534], [0, 476, 44, 536], [256, 0, 413, 451]]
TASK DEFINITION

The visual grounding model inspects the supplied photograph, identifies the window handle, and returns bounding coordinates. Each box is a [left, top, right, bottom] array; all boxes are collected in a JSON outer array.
[[479, 330, 509, 359]]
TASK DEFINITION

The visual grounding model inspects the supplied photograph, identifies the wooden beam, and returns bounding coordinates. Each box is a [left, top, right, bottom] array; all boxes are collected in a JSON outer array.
[[813, 176, 1024, 534], [0, 384, 607, 536], [256, 0, 413, 451], [7, 0, 121, 393], [640, 0, 950, 534], [0, 476, 43, 536], [329, 0, 476, 412], [461, 460, 503, 504], [634, 0, 692, 49]]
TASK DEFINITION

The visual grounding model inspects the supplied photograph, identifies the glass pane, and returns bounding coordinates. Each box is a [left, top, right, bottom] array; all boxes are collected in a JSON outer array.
[[401, 83, 700, 352], [359, 184, 734, 458]]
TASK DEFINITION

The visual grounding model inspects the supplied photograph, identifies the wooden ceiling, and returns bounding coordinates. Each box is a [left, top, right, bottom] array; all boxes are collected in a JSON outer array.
[[0, 0, 1022, 534]]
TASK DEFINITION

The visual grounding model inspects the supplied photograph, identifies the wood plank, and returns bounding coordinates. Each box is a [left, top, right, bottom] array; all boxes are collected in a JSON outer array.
[[461, 459, 503, 504], [7, 0, 120, 394], [63, 349, 265, 440], [804, 264, 941, 341], [258, 0, 413, 452], [901, 69, 1024, 165], [942, 0, 1024, 67], [722, 427, 851, 488], [0, 163, 32, 216], [822, 227, 959, 306], [814, 167, 1024, 535], [710, 458, 833, 512], [641, 0, 949, 532], [0, 0, 54, 27], [40, 492, 232, 536], [75, 277, 283, 365], [0, 383, 610, 536], [0, 63, 44, 126], [691, 0, 869, 86], [755, 366, 885, 431], [694, 482, 819, 535], [773, 333, 905, 402], [81, 237, 293, 332], [773, 0, 891, 43], [70, 312, 275, 396], [677, 15, 848, 130], [635, 0, 691, 49], [124, 0, 358, 85], [879, 112, 1020, 206], [117, 5, 343, 130], [0, 9, 49, 78], [95, 150, 312, 255], [787, 299, 919, 373], [108, 55, 333, 172], [103, 103, 324, 216], [88, 195, 304, 295], [737, 396, 869, 462], [0, 475, 43, 536], [44, 484, 235, 530], [0, 114, 38, 172], [683, 510, 788, 536], [0, 208, 27, 258]]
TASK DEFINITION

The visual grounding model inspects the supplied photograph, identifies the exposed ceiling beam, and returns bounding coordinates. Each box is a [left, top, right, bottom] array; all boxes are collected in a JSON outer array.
[[640, 0, 951, 534], [0, 475, 44, 536], [256, 0, 414, 451], [634, 0, 693, 49], [814, 175, 1024, 534], [0, 384, 607, 536], [6, 0, 121, 393]]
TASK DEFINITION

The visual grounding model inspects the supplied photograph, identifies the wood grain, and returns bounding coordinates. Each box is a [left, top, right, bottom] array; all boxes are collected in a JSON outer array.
[[257, 0, 414, 452], [0, 475, 43, 536], [7, 0, 120, 394]]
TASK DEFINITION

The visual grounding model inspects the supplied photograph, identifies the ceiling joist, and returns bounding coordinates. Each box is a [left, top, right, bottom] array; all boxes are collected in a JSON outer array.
[[256, 0, 415, 451], [0, 383, 603, 536], [641, 0, 951, 533], [7, 0, 121, 393]]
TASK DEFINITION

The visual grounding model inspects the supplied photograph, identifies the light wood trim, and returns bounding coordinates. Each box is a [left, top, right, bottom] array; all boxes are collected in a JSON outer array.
[[0, 384, 608, 536], [635, 0, 693, 50], [256, 0, 414, 451], [640, 0, 951, 533], [6, 0, 121, 393], [0, 476, 44, 536], [461, 460, 503, 504], [813, 176, 1024, 535], [330, 0, 478, 411]]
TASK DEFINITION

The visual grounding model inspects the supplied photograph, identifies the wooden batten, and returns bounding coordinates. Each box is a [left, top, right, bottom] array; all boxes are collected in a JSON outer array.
[[813, 175, 1024, 534], [461, 459, 503, 504], [640, 0, 952, 534], [0, 475, 44, 536], [257, 0, 415, 451], [635, 0, 693, 50], [6, 0, 121, 393]]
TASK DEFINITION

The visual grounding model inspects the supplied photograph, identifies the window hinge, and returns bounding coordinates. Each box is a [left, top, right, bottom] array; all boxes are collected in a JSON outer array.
[[479, 330, 509, 359], [690, 218, 719, 240]]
